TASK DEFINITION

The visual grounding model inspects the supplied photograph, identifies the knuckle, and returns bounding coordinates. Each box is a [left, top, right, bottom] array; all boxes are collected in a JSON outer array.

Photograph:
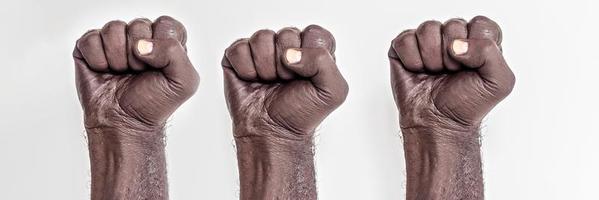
[[468, 16, 501, 39], [417, 20, 442, 33], [422, 20, 442, 27], [81, 29, 99, 38], [153, 15, 185, 30], [470, 15, 493, 24], [226, 39, 249, 57], [77, 30, 100, 49], [152, 16, 186, 40], [128, 17, 152, 25], [277, 27, 300, 35], [128, 23, 151, 35], [444, 18, 467, 25], [250, 30, 275, 46], [444, 18, 467, 29], [303, 24, 326, 32], [302, 24, 335, 46], [127, 19, 152, 37], [154, 15, 177, 23], [252, 29, 275, 38], [303, 27, 334, 53], [392, 30, 415, 49], [102, 20, 126, 32], [275, 28, 301, 46]]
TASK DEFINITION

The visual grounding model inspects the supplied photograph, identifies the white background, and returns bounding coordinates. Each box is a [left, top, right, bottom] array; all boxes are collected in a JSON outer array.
[[1, 0, 598, 199]]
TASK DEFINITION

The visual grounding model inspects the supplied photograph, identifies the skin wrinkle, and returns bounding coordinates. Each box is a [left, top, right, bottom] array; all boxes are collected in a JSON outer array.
[[74, 16, 198, 200], [389, 16, 514, 200], [223, 25, 347, 200]]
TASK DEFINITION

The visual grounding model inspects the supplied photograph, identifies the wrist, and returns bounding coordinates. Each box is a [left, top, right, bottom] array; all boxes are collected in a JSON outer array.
[[83, 101, 167, 137], [84, 112, 166, 141], [401, 123, 483, 200], [233, 117, 315, 140], [234, 134, 314, 163], [86, 126, 165, 152], [86, 125, 168, 200], [399, 108, 481, 138], [234, 131, 316, 199]]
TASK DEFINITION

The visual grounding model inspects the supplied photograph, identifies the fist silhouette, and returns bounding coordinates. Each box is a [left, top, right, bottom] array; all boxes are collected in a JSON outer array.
[[222, 25, 348, 137], [73, 16, 199, 131], [389, 16, 515, 129]]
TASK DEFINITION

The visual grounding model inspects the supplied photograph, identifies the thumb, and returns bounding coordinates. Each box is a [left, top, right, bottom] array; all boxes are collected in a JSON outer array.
[[134, 38, 199, 94], [282, 47, 348, 103], [449, 39, 515, 93]]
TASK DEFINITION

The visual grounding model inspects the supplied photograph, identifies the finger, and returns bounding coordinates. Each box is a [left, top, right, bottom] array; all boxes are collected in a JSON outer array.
[[224, 39, 258, 81], [76, 30, 109, 72], [282, 47, 348, 103], [301, 25, 335, 54], [275, 27, 301, 80], [449, 39, 515, 93], [221, 61, 250, 107], [468, 16, 502, 46], [415, 20, 443, 72], [389, 58, 420, 107], [152, 16, 187, 46], [442, 18, 468, 71], [391, 30, 424, 72], [127, 18, 153, 71], [249, 29, 277, 81], [133, 38, 200, 95], [221, 56, 249, 89], [388, 44, 418, 99], [100, 20, 128, 72], [73, 47, 101, 102]]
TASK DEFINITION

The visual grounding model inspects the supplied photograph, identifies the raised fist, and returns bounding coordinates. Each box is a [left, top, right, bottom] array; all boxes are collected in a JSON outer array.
[[73, 16, 199, 131], [222, 25, 348, 138], [388, 16, 515, 130]]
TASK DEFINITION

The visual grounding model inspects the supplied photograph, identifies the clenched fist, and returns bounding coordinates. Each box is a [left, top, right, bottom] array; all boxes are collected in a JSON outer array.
[[73, 16, 199, 132], [222, 25, 348, 199], [389, 16, 515, 131], [222, 25, 348, 138], [389, 16, 515, 200], [74, 16, 198, 200]]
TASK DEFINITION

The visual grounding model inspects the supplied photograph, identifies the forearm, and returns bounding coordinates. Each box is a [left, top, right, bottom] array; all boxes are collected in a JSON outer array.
[[402, 125, 483, 200], [87, 126, 168, 200], [235, 133, 316, 200]]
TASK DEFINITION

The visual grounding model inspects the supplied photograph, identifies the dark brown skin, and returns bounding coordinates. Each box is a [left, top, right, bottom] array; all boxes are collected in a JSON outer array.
[[222, 25, 348, 200], [388, 16, 515, 200], [73, 16, 199, 200]]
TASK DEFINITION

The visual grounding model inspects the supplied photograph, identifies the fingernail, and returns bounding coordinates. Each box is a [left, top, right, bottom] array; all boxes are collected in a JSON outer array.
[[285, 48, 302, 64], [137, 39, 153, 55], [452, 40, 468, 55]]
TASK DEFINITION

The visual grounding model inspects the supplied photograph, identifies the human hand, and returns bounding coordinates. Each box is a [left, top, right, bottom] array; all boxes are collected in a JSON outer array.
[[389, 16, 515, 132], [222, 25, 348, 200], [73, 16, 199, 134], [222, 25, 348, 138]]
